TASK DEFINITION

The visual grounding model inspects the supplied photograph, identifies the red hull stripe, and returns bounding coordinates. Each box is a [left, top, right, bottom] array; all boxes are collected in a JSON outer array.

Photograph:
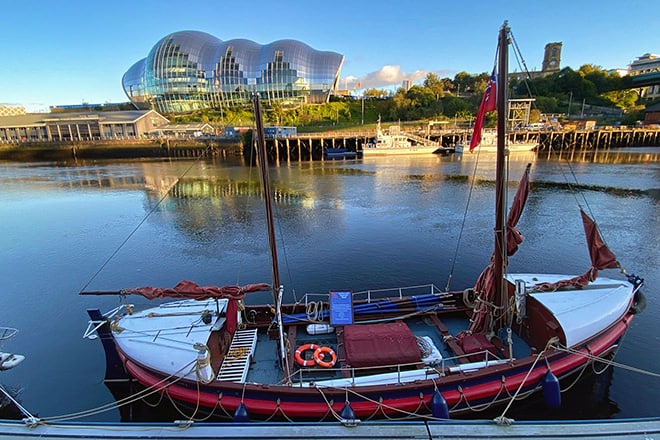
[[122, 315, 631, 419]]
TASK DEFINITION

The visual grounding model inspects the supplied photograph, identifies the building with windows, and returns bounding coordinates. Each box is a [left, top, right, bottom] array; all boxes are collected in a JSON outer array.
[[122, 31, 344, 114], [629, 53, 660, 100], [0, 110, 168, 142]]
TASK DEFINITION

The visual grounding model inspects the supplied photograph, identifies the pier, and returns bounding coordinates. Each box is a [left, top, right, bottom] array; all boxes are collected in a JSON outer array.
[[257, 130, 451, 162], [1, 127, 658, 162], [255, 127, 660, 162]]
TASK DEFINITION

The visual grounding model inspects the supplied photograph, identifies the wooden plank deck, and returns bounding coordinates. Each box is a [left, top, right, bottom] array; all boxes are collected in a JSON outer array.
[[0, 417, 658, 439]]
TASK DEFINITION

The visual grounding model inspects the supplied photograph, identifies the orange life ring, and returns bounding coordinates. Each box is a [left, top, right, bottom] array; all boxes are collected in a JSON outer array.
[[313, 346, 337, 368], [294, 343, 319, 367]]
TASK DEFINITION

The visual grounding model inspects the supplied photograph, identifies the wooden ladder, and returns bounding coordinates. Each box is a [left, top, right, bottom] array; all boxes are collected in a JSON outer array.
[[216, 328, 258, 382]]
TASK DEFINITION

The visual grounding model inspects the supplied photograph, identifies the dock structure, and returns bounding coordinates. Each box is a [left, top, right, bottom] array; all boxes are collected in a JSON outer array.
[[257, 130, 453, 162], [448, 127, 660, 152], [0, 417, 659, 439], [2, 127, 658, 162], [256, 127, 660, 162]]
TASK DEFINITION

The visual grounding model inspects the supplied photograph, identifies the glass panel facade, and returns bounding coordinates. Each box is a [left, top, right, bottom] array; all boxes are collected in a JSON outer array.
[[121, 31, 344, 113]]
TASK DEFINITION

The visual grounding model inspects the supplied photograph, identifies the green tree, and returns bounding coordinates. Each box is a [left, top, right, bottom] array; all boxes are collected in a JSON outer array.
[[406, 85, 437, 108], [454, 71, 475, 94], [440, 96, 468, 117], [601, 89, 640, 111], [423, 73, 445, 98], [532, 96, 559, 114], [364, 88, 387, 98]]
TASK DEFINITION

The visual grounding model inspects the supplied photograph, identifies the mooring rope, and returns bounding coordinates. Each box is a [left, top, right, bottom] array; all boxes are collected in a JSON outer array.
[[40, 359, 197, 423], [552, 344, 660, 378], [494, 337, 556, 425]]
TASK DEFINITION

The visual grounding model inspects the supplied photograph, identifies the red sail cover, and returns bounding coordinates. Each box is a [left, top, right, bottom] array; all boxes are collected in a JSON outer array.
[[343, 322, 421, 368], [462, 164, 531, 337], [532, 209, 619, 291], [123, 281, 271, 300]]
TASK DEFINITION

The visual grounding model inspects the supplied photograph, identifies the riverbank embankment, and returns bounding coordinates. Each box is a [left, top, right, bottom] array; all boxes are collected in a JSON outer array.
[[0, 138, 242, 161]]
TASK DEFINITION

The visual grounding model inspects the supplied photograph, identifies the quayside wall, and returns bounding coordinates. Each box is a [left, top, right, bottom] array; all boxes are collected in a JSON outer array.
[[0, 139, 241, 161]]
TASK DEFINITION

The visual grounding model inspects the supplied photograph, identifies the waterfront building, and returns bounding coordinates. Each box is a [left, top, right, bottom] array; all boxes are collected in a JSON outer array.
[[151, 122, 215, 138], [644, 102, 660, 126], [0, 110, 168, 142], [122, 31, 344, 114], [629, 53, 660, 100]]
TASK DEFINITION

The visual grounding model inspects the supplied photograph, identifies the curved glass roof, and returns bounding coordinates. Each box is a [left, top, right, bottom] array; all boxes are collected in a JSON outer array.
[[122, 31, 344, 113]]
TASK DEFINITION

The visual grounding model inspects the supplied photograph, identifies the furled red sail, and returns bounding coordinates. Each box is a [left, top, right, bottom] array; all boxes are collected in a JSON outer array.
[[460, 164, 531, 337], [532, 209, 619, 291], [470, 69, 497, 151], [122, 280, 271, 300]]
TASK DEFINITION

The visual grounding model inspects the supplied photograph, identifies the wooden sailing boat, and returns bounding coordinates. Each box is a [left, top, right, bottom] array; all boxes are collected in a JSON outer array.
[[84, 22, 645, 422]]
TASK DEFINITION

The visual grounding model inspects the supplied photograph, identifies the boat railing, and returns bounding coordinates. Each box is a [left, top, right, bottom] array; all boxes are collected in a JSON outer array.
[[0, 327, 19, 350], [290, 348, 506, 387], [82, 304, 134, 339], [299, 284, 444, 307], [0, 327, 18, 342], [353, 284, 444, 303]]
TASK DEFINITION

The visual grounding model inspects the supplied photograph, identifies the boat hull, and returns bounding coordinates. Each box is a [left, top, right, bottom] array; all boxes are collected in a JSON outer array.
[[361, 146, 440, 156], [455, 142, 537, 153], [108, 312, 634, 421]]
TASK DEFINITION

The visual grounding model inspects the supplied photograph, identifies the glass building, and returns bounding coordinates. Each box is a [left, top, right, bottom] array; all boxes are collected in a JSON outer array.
[[122, 31, 344, 114]]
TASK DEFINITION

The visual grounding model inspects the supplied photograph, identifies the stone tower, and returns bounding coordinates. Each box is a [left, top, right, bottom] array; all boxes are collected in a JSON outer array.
[[542, 42, 562, 73]]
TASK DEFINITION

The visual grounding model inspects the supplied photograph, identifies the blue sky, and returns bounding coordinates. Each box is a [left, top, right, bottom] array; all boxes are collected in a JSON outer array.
[[1, 0, 658, 112]]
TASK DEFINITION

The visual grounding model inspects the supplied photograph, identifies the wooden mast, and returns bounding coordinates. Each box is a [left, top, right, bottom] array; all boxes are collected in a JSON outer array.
[[252, 94, 281, 292], [494, 21, 509, 316], [251, 94, 291, 380]]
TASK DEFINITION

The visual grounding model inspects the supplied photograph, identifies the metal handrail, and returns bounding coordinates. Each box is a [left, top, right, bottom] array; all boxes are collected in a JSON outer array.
[[0, 327, 18, 344], [298, 283, 443, 306], [291, 349, 503, 386]]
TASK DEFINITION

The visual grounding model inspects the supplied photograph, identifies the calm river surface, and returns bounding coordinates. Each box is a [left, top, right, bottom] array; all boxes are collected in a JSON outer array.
[[0, 148, 658, 422]]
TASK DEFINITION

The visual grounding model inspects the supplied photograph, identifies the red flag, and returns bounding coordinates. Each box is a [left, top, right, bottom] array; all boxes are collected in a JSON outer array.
[[469, 70, 497, 151]]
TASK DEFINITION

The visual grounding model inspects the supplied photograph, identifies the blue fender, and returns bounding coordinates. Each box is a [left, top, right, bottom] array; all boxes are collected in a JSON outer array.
[[542, 369, 561, 409], [431, 389, 450, 419]]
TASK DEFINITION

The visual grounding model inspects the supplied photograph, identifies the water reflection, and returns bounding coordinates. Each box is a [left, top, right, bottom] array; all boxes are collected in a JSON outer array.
[[539, 147, 660, 164], [0, 154, 658, 420]]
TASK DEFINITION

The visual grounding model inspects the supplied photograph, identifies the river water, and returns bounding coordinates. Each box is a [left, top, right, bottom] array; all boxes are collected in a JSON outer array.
[[0, 148, 658, 422]]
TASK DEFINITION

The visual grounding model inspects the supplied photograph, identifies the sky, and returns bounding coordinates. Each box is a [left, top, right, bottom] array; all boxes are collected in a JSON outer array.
[[1, 0, 658, 113]]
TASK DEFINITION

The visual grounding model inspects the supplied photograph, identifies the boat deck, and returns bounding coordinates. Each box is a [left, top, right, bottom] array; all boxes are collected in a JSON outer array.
[[244, 316, 532, 386]]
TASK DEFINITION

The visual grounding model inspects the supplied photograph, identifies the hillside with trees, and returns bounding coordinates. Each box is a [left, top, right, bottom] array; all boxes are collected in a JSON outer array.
[[171, 66, 652, 129]]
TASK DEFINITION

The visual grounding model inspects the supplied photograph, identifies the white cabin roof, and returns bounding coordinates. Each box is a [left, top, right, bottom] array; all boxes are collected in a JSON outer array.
[[507, 274, 634, 347]]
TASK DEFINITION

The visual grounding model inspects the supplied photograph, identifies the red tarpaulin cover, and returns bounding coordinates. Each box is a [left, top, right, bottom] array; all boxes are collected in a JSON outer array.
[[343, 322, 421, 368], [123, 281, 271, 335], [123, 280, 271, 300]]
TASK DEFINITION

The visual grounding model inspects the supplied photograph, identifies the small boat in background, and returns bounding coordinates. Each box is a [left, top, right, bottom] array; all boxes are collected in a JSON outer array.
[[361, 117, 442, 155], [324, 147, 357, 160], [455, 130, 537, 153]]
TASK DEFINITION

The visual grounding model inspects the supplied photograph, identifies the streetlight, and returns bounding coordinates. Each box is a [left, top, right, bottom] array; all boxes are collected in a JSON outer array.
[[567, 91, 573, 117], [361, 95, 364, 125]]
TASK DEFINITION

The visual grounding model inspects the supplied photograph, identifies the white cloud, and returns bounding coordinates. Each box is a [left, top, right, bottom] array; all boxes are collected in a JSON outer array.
[[342, 65, 453, 90]]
